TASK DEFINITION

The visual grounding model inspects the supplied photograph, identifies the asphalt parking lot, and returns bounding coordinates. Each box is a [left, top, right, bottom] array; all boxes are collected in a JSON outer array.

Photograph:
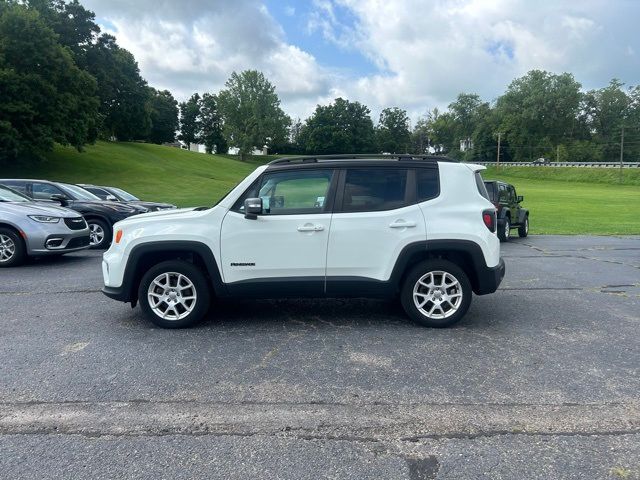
[[0, 235, 639, 479]]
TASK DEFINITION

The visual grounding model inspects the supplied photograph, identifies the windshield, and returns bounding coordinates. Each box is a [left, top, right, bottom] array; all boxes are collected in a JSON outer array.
[[58, 183, 102, 201], [0, 185, 30, 202], [108, 187, 139, 201]]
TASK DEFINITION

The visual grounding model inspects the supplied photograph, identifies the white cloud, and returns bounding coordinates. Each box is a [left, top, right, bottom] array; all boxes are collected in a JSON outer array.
[[84, 0, 640, 122], [84, 0, 333, 118], [311, 0, 640, 119]]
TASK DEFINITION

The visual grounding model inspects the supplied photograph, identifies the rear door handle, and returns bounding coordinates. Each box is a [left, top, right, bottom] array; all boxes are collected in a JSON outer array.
[[297, 224, 324, 232], [389, 220, 417, 228]]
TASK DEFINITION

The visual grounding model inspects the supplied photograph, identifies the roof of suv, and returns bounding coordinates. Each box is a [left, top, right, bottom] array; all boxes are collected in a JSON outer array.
[[266, 154, 458, 171]]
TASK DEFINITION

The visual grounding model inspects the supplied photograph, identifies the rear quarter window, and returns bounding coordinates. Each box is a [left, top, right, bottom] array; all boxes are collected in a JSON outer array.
[[475, 173, 490, 201], [416, 168, 440, 202]]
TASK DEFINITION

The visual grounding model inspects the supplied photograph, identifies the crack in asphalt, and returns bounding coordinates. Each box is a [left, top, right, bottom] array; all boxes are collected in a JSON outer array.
[[1, 401, 638, 441]]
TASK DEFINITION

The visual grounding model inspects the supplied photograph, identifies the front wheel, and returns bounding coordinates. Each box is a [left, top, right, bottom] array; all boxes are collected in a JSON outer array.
[[400, 260, 472, 328], [0, 228, 26, 267], [138, 260, 211, 328], [518, 216, 529, 238]]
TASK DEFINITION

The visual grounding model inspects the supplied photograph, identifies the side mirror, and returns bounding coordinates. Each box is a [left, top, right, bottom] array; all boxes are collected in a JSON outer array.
[[106, 194, 118, 201], [50, 194, 69, 206], [244, 198, 263, 220], [517, 195, 523, 203]]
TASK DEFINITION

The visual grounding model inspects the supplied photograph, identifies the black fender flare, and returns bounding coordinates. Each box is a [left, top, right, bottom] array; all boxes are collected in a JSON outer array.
[[498, 208, 511, 222], [105, 241, 226, 304], [388, 240, 503, 295], [517, 209, 529, 224]]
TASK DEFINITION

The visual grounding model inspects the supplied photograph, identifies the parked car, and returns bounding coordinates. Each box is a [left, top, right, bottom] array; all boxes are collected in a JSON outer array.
[[102, 155, 505, 329], [483, 180, 529, 241], [532, 157, 550, 165], [0, 179, 139, 249], [0, 184, 90, 267], [77, 184, 177, 212]]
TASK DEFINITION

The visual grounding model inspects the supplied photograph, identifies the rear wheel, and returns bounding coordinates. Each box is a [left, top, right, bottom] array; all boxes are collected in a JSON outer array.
[[87, 219, 111, 249], [518, 216, 529, 238], [400, 259, 472, 328], [498, 217, 510, 242], [138, 260, 210, 328], [0, 228, 26, 267]]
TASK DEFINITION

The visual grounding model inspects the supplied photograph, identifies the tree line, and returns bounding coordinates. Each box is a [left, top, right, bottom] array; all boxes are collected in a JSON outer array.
[[1, 0, 639, 164], [0, 0, 178, 162]]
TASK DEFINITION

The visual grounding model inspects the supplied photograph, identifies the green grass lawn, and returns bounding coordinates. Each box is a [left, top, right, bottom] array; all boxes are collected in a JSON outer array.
[[5, 142, 639, 234], [482, 166, 640, 235]]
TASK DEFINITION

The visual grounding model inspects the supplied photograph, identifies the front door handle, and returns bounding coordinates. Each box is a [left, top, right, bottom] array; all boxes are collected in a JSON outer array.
[[389, 220, 417, 229], [297, 224, 324, 232]]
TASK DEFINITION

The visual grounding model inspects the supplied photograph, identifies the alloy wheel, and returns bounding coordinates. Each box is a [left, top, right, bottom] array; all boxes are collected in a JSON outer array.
[[147, 272, 197, 320], [0, 234, 16, 263], [412, 270, 463, 320], [89, 223, 105, 246]]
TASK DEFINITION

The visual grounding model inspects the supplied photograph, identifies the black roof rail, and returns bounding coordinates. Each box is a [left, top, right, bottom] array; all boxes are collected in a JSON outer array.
[[268, 154, 459, 165]]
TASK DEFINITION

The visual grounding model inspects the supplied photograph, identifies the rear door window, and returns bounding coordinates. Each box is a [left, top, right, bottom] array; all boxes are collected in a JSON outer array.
[[340, 168, 408, 212]]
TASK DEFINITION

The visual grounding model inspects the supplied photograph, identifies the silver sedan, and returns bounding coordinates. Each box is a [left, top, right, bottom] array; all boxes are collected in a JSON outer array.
[[0, 185, 90, 267]]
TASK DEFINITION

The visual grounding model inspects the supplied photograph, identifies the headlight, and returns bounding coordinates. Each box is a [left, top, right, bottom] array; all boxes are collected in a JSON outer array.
[[29, 215, 60, 223]]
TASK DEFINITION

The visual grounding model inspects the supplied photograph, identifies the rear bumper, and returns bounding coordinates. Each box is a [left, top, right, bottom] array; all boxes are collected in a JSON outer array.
[[474, 258, 505, 295]]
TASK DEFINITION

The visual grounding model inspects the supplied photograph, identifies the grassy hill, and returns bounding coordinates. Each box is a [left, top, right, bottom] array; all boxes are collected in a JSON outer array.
[[5, 142, 640, 234], [6, 142, 263, 207]]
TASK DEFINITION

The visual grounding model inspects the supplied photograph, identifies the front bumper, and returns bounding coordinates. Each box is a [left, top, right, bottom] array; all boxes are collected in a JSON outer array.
[[102, 285, 129, 302], [474, 258, 505, 295], [26, 222, 91, 255]]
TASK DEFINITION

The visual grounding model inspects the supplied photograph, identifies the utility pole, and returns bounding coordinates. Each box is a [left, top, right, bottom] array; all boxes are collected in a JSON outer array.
[[556, 145, 560, 163], [496, 132, 501, 170], [619, 126, 625, 183]]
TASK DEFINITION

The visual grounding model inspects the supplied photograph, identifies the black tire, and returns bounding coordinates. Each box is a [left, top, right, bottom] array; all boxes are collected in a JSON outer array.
[[138, 260, 211, 328], [518, 216, 529, 238], [400, 259, 472, 328], [0, 227, 26, 267], [498, 217, 510, 242], [87, 218, 112, 249]]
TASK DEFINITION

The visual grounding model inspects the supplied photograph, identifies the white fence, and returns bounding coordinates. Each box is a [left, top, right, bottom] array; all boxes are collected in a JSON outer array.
[[472, 162, 640, 168]]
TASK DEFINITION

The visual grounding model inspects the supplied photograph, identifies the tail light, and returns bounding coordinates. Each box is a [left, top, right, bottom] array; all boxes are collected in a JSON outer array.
[[483, 209, 496, 233]]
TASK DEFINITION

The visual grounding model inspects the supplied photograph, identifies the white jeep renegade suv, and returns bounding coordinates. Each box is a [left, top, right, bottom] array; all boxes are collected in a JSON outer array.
[[102, 155, 504, 328]]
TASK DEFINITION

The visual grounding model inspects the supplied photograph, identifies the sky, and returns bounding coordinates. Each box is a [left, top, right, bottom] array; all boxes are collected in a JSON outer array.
[[83, 0, 640, 122]]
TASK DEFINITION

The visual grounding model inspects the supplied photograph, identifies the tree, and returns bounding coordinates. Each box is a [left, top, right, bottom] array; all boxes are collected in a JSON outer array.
[[84, 34, 151, 140], [376, 107, 411, 153], [178, 93, 201, 149], [583, 79, 631, 161], [411, 116, 431, 154], [199, 93, 226, 154], [496, 70, 583, 161], [26, 0, 100, 63], [147, 88, 178, 144], [217, 70, 290, 156], [298, 98, 375, 154], [0, 4, 98, 162]]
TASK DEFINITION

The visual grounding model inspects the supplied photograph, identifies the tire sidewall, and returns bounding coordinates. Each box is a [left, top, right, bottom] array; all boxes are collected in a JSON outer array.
[[0, 227, 26, 267], [400, 259, 472, 328], [87, 219, 112, 249], [138, 260, 211, 328], [519, 216, 529, 238]]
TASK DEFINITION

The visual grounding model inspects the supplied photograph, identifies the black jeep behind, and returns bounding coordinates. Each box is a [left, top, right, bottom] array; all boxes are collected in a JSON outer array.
[[483, 180, 529, 241]]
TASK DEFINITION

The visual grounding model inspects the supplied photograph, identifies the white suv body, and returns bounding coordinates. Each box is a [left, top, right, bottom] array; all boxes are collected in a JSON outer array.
[[102, 156, 504, 328]]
